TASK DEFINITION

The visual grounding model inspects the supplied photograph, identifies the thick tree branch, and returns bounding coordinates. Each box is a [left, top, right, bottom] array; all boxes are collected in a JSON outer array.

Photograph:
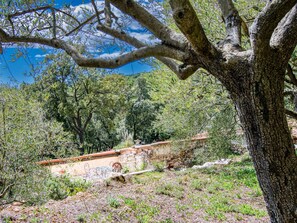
[[217, 0, 241, 46], [161, 59, 199, 80], [250, 0, 297, 52], [270, 4, 297, 56], [96, 24, 199, 79], [109, 0, 185, 49], [169, 0, 218, 57], [0, 28, 185, 68]]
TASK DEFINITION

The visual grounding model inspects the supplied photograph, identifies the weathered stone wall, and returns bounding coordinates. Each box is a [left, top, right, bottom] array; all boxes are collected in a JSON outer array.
[[117, 138, 207, 172], [39, 135, 208, 179], [49, 156, 119, 178]]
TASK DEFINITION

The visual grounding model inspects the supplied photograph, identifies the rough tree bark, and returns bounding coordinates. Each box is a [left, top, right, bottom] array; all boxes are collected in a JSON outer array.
[[227, 58, 297, 222], [1, 0, 297, 222]]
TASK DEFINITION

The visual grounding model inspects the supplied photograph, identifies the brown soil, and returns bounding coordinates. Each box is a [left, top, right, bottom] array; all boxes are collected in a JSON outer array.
[[0, 166, 269, 223]]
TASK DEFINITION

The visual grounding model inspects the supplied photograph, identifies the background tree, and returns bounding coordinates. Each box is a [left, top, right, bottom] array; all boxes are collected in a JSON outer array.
[[88, 74, 130, 151], [126, 76, 160, 143], [1, 0, 297, 221], [32, 53, 131, 153], [148, 65, 238, 162], [147, 66, 233, 139], [33, 53, 102, 153]]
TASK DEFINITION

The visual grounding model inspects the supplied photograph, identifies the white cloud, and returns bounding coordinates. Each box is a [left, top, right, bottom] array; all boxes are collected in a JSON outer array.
[[35, 54, 48, 58], [98, 51, 122, 58]]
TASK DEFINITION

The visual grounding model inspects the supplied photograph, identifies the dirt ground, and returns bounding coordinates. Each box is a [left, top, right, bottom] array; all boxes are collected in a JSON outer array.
[[0, 158, 269, 223]]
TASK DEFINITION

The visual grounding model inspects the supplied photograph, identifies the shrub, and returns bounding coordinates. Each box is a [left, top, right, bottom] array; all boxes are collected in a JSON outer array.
[[46, 175, 90, 200], [152, 161, 165, 172], [107, 196, 120, 208], [0, 87, 77, 205]]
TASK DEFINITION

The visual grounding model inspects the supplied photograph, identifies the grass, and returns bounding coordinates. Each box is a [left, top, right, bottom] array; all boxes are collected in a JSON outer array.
[[121, 196, 160, 223], [232, 204, 267, 217], [166, 157, 267, 221], [107, 196, 120, 208], [156, 182, 184, 199], [132, 171, 164, 184], [3, 155, 268, 222]]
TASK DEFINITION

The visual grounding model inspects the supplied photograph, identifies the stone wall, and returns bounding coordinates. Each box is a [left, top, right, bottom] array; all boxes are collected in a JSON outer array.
[[38, 135, 208, 180]]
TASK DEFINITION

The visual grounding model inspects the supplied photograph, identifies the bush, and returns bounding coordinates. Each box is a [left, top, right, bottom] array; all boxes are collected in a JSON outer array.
[[152, 161, 165, 172], [107, 196, 120, 208], [0, 87, 77, 205], [46, 175, 90, 200]]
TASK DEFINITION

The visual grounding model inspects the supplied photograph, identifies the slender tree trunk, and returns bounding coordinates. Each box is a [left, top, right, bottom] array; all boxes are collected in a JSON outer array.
[[294, 92, 297, 112], [232, 64, 297, 222], [77, 131, 85, 154]]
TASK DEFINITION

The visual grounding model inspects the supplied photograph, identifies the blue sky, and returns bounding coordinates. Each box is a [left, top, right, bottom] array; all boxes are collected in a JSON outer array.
[[0, 0, 152, 85]]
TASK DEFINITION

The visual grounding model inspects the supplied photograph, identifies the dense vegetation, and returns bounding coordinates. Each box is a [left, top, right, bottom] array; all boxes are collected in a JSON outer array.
[[17, 52, 236, 155], [0, 53, 240, 205], [1, 48, 296, 206]]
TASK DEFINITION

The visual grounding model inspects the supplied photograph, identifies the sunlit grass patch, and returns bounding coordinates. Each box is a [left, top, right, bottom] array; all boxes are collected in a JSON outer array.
[[231, 204, 267, 218], [132, 171, 164, 185], [156, 182, 184, 199], [120, 196, 160, 223]]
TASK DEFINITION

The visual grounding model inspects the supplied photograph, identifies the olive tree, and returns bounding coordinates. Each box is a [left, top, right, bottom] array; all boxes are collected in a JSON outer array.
[[0, 0, 297, 222]]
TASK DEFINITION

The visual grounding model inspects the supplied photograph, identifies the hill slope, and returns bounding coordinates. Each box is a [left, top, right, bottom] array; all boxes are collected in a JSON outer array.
[[0, 156, 268, 223]]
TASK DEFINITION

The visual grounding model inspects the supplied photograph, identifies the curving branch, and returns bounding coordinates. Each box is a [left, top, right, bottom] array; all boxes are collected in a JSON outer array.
[[0, 28, 186, 68], [217, 0, 241, 46], [270, 4, 297, 56], [37, 25, 67, 34], [96, 24, 200, 79], [54, 8, 81, 25], [109, 0, 185, 49], [169, 0, 218, 58], [250, 0, 297, 52], [162, 60, 199, 80], [96, 24, 144, 48]]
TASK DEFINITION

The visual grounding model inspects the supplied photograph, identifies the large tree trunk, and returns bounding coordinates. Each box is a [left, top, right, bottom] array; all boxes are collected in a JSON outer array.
[[232, 63, 297, 222]]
